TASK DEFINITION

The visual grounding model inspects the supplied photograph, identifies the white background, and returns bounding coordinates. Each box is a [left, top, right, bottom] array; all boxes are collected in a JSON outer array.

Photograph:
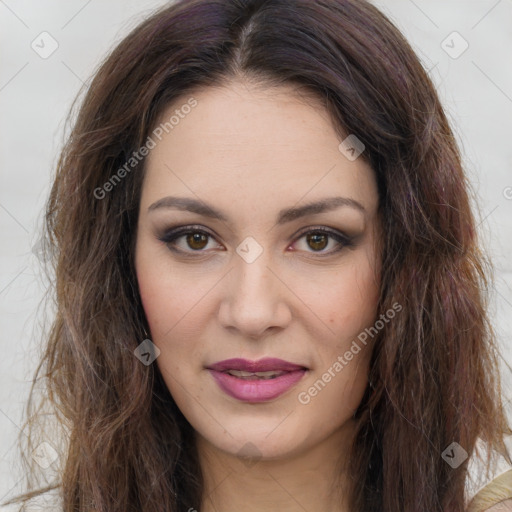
[[1, 0, 511, 508]]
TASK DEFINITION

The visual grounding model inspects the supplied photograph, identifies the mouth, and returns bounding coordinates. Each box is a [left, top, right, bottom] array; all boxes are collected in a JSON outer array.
[[207, 357, 308, 373], [220, 369, 289, 380], [206, 358, 308, 402]]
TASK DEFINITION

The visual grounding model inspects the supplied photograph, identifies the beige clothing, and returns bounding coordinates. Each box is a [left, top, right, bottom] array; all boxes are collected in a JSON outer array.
[[466, 437, 512, 511]]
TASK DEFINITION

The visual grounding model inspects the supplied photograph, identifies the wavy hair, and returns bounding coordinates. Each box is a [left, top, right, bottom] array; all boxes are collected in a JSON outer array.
[[3, 0, 511, 511]]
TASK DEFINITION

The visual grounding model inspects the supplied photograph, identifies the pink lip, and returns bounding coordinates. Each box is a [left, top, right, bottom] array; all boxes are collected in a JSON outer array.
[[206, 358, 308, 403], [207, 358, 306, 373]]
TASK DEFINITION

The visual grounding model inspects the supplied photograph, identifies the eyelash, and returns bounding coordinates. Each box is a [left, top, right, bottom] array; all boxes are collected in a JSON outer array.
[[157, 224, 354, 258]]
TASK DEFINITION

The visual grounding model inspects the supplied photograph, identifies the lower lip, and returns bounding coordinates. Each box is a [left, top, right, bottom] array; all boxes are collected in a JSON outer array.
[[208, 369, 307, 403]]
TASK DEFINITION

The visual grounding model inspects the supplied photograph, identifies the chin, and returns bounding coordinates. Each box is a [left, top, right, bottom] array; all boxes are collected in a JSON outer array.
[[195, 411, 315, 461]]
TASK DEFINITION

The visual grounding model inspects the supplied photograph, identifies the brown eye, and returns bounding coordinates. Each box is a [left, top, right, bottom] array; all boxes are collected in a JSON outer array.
[[186, 232, 209, 250], [158, 226, 222, 255], [306, 232, 329, 251], [292, 227, 354, 256]]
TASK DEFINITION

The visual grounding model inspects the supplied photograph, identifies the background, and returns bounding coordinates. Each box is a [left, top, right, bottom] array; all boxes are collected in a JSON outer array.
[[1, 0, 511, 508]]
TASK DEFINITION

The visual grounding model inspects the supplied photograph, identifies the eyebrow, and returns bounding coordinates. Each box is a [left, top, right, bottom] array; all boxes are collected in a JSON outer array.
[[147, 196, 366, 224]]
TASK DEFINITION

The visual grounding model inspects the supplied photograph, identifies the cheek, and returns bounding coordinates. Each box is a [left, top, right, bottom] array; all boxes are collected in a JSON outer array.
[[298, 252, 380, 400], [135, 261, 201, 399], [301, 255, 380, 339], [135, 248, 208, 340], [297, 265, 378, 419], [137, 275, 174, 339], [135, 245, 218, 383], [338, 248, 380, 328]]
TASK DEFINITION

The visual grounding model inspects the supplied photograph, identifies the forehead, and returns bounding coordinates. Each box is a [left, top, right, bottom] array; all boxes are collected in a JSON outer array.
[[141, 81, 378, 222], [150, 81, 341, 164]]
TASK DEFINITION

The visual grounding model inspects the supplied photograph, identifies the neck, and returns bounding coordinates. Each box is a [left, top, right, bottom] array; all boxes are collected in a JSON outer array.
[[196, 420, 356, 512]]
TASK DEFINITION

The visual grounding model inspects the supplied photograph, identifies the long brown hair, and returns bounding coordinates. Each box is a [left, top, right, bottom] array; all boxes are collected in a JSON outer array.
[[3, 0, 510, 511]]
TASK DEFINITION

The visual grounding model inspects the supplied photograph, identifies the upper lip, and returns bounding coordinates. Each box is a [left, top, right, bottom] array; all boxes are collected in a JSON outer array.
[[207, 358, 307, 372]]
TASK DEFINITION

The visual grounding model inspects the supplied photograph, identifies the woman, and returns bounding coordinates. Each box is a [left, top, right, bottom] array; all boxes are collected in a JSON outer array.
[[3, 0, 511, 511]]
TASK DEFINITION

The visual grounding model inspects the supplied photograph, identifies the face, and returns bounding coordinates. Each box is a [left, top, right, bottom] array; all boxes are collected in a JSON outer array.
[[135, 80, 381, 462]]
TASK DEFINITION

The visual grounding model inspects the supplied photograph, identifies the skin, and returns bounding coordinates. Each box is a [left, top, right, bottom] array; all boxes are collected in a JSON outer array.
[[135, 79, 382, 512]]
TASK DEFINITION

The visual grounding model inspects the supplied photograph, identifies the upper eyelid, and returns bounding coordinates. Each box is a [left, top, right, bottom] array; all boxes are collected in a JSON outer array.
[[159, 224, 351, 250], [161, 224, 347, 239]]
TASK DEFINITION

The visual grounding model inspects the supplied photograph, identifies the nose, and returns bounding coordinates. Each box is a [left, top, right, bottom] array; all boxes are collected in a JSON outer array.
[[217, 251, 292, 340]]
